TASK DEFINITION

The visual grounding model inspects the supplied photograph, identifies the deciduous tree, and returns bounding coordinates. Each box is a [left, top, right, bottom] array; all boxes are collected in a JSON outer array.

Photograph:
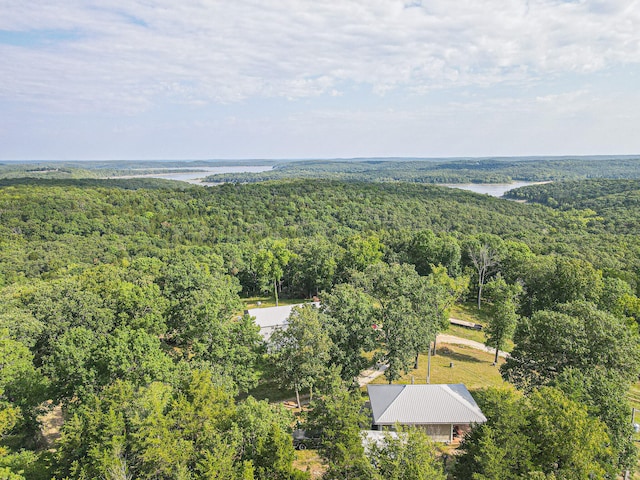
[[269, 305, 332, 408], [353, 263, 457, 381], [305, 371, 377, 480], [321, 283, 377, 384], [368, 426, 446, 480], [253, 240, 292, 306], [454, 387, 615, 479], [466, 241, 500, 310], [484, 276, 521, 364], [501, 301, 640, 389]]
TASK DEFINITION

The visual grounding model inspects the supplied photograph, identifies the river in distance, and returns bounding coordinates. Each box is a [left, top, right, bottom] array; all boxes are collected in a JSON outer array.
[[134, 166, 273, 185], [440, 181, 543, 197], [137, 167, 540, 197]]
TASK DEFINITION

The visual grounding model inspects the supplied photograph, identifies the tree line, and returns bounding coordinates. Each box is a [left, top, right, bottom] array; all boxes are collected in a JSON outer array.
[[204, 157, 640, 184]]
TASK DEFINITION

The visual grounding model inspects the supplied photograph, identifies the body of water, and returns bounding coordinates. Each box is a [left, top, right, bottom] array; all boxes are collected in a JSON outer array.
[[120, 167, 541, 194], [440, 181, 544, 197], [121, 166, 273, 185]]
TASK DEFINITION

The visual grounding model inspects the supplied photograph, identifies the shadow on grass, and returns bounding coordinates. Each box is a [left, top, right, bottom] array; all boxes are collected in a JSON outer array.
[[241, 378, 297, 403], [435, 347, 485, 364], [237, 357, 297, 403]]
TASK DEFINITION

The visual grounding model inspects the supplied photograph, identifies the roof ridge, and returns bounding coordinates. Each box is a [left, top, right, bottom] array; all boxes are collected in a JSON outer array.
[[440, 384, 485, 418], [368, 384, 406, 422], [370, 384, 486, 425]]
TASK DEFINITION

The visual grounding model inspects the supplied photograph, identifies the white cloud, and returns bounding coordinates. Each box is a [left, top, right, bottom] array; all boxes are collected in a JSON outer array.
[[1, 0, 640, 113]]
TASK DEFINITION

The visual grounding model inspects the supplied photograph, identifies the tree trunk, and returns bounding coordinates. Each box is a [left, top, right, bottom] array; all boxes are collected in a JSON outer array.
[[427, 343, 432, 384], [477, 282, 483, 309], [295, 384, 301, 409], [274, 279, 279, 307], [414, 351, 420, 369], [494, 346, 499, 364], [309, 384, 313, 404], [433, 336, 437, 355]]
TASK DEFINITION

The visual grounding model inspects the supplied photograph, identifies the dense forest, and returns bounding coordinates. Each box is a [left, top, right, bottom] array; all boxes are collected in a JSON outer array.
[[2, 172, 640, 479], [506, 179, 640, 234], [203, 156, 640, 184]]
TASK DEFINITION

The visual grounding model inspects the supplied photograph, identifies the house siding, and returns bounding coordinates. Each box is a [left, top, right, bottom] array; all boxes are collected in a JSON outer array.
[[377, 423, 453, 442], [420, 424, 452, 443]]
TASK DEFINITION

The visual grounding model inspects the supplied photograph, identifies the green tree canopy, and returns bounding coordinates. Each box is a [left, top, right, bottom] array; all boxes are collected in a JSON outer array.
[[404, 229, 461, 277], [501, 301, 640, 389], [288, 236, 341, 297], [368, 426, 446, 480], [454, 386, 615, 479], [353, 263, 458, 381], [269, 305, 332, 408], [55, 370, 307, 480], [339, 234, 384, 279], [522, 257, 604, 316], [483, 276, 521, 364], [305, 371, 377, 480], [253, 240, 292, 307], [501, 301, 640, 472], [321, 283, 377, 384], [160, 255, 242, 349]]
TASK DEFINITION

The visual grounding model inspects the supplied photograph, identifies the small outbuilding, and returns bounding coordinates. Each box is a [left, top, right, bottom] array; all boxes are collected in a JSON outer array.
[[246, 302, 320, 341], [367, 384, 486, 443]]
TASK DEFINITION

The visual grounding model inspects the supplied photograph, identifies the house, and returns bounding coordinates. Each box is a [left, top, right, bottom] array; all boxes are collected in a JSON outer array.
[[246, 302, 320, 341], [367, 384, 486, 443]]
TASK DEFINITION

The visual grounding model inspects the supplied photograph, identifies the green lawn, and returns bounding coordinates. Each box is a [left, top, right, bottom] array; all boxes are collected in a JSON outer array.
[[446, 304, 515, 352], [445, 324, 486, 343], [628, 383, 640, 412], [369, 342, 508, 392], [293, 450, 325, 479], [242, 296, 309, 309], [243, 378, 298, 404], [449, 303, 493, 324]]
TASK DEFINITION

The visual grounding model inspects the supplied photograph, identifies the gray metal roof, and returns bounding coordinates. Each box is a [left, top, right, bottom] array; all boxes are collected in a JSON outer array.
[[367, 384, 487, 425], [246, 302, 320, 340]]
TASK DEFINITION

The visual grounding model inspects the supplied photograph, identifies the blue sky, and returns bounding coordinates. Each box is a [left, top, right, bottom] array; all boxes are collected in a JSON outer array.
[[1, 0, 639, 160]]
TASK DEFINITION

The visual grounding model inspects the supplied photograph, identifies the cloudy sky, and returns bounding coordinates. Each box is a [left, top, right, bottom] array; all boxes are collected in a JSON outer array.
[[1, 0, 639, 160]]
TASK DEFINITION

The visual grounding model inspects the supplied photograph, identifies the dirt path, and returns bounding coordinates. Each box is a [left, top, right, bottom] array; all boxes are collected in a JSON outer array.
[[436, 334, 509, 359], [357, 364, 388, 386]]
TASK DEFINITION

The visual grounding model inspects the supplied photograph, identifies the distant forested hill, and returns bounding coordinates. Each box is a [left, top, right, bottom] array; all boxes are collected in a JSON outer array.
[[0, 159, 277, 180], [506, 179, 640, 235], [3, 157, 640, 184], [204, 157, 640, 184]]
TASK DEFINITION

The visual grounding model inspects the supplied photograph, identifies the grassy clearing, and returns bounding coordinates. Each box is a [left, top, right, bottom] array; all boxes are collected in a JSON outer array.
[[293, 450, 326, 479], [241, 296, 310, 309], [443, 324, 514, 353], [242, 360, 306, 405], [446, 303, 515, 352], [449, 303, 493, 325], [629, 384, 640, 412], [369, 343, 508, 391], [243, 378, 298, 404], [445, 324, 486, 344], [249, 341, 508, 402]]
